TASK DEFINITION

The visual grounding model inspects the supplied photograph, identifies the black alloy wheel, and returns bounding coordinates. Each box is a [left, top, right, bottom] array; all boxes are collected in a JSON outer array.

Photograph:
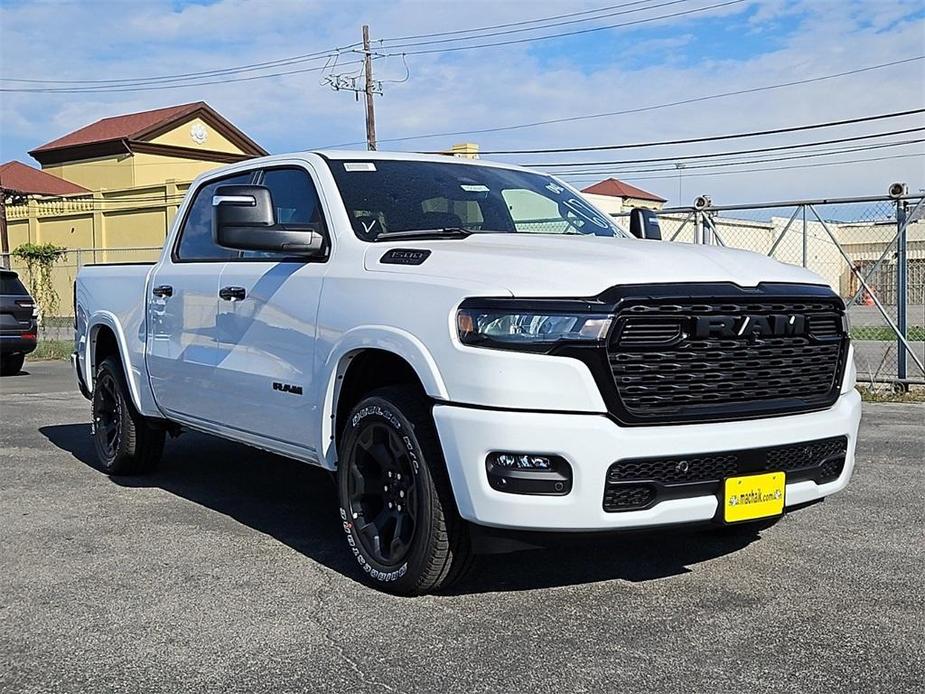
[[93, 368, 124, 462], [346, 420, 418, 566], [337, 386, 472, 595], [91, 356, 164, 475]]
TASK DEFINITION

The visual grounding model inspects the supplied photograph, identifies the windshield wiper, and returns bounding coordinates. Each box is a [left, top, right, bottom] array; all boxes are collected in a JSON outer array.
[[374, 227, 473, 241]]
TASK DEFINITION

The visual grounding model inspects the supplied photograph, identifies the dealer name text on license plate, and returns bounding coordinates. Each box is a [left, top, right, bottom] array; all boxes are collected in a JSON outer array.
[[723, 472, 785, 523]]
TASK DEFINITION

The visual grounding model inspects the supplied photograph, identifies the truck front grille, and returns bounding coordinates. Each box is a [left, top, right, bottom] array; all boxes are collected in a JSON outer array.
[[602, 436, 848, 512], [606, 293, 848, 425]]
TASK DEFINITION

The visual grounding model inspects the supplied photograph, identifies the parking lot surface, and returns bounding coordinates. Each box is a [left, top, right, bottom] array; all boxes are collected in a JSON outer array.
[[1, 360, 923, 693]]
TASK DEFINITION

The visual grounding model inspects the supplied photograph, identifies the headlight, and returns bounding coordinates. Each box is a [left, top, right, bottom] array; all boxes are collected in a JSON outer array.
[[456, 299, 613, 351]]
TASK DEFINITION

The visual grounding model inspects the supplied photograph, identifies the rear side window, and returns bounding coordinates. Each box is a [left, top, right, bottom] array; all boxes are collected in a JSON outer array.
[[0, 273, 28, 295], [175, 172, 253, 261]]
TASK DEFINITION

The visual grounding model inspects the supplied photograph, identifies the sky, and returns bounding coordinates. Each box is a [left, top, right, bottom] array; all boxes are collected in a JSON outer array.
[[1, 0, 924, 206]]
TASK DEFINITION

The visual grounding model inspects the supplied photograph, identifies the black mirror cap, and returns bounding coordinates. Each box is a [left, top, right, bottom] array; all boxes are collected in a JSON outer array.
[[629, 207, 662, 240], [212, 184, 326, 256]]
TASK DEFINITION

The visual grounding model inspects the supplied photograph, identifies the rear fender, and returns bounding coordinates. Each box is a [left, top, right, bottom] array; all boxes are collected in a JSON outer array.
[[86, 313, 160, 417]]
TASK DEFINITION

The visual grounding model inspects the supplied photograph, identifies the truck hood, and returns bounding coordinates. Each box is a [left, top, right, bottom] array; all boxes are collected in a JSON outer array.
[[364, 234, 828, 297]]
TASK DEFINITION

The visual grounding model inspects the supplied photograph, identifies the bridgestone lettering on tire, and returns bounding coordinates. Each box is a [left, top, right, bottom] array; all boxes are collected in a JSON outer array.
[[337, 386, 472, 595]]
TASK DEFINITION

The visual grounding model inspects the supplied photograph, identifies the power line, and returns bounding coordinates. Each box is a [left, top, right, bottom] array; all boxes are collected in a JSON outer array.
[[0, 1, 720, 93], [1, 0, 660, 86], [0, 57, 368, 94], [561, 152, 925, 183], [397, 0, 746, 56], [536, 127, 925, 169], [478, 108, 925, 156], [527, 125, 925, 168], [552, 138, 925, 176], [322, 56, 925, 148], [382, 0, 695, 50], [0, 47, 352, 86], [380, 0, 665, 42]]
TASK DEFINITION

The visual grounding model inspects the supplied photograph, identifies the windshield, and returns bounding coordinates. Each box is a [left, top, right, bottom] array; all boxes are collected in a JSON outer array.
[[326, 158, 624, 241]]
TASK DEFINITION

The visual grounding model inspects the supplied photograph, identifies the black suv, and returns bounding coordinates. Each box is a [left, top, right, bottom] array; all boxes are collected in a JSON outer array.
[[0, 269, 37, 376]]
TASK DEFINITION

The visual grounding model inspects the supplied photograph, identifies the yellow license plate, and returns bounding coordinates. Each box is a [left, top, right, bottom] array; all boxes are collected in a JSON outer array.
[[723, 472, 786, 523]]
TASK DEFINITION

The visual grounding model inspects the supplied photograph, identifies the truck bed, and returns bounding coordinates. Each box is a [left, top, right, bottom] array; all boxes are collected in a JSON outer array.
[[75, 263, 158, 416]]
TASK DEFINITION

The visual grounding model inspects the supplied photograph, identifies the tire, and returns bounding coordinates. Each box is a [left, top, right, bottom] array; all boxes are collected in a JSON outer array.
[[0, 353, 25, 376], [91, 356, 164, 475], [337, 386, 473, 595]]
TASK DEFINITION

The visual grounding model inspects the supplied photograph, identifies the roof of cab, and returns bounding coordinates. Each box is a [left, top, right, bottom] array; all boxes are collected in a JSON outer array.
[[313, 149, 538, 172]]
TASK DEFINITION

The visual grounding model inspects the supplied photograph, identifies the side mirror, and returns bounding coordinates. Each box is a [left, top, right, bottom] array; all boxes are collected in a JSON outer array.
[[629, 207, 661, 240], [212, 184, 325, 255]]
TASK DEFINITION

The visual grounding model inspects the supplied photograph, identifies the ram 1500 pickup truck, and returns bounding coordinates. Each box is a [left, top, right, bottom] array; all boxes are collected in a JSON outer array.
[[73, 151, 861, 594]]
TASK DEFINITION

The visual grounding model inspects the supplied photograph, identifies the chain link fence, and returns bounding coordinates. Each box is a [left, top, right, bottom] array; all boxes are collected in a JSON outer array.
[[0, 247, 162, 339], [615, 193, 925, 386], [4, 191, 922, 386]]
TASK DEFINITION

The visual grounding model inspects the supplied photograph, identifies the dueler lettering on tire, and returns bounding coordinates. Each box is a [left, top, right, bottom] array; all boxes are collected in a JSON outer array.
[[336, 386, 472, 595]]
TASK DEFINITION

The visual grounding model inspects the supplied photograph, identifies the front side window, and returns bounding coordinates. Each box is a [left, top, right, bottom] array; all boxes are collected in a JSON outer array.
[[235, 167, 327, 260], [326, 159, 622, 241], [176, 172, 252, 261]]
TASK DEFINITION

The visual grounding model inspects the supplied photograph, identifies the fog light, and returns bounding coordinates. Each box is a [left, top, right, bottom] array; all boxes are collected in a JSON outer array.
[[493, 453, 552, 470], [486, 452, 572, 496]]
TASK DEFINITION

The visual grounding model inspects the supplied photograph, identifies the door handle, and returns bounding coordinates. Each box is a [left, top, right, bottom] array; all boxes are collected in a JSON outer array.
[[152, 284, 173, 298], [219, 286, 246, 301]]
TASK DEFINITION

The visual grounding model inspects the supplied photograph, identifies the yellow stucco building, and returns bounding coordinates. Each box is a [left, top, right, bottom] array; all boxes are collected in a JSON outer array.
[[5, 101, 266, 253]]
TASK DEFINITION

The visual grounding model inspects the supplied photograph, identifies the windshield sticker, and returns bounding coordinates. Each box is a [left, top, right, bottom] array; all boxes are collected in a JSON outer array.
[[460, 184, 489, 192], [344, 162, 377, 172]]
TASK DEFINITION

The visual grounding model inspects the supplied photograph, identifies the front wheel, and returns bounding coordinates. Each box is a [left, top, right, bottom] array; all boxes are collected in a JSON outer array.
[[92, 357, 164, 475], [337, 386, 472, 595]]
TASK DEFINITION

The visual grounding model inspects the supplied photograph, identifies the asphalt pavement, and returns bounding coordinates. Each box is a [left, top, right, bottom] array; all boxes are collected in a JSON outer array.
[[1, 360, 923, 693]]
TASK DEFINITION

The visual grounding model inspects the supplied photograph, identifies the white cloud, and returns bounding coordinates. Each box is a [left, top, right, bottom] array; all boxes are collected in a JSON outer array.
[[1, 0, 922, 203]]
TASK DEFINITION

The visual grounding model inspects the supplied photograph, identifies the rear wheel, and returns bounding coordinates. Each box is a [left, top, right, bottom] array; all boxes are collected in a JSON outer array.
[[337, 386, 472, 595], [0, 353, 25, 376], [92, 357, 164, 475]]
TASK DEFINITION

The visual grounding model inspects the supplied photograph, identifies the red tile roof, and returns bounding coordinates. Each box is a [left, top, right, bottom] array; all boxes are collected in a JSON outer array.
[[581, 178, 666, 202], [31, 102, 206, 153], [0, 161, 89, 196]]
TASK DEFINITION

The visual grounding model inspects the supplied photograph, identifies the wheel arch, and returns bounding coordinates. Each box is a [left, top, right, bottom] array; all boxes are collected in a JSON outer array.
[[86, 314, 145, 413], [320, 328, 449, 470]]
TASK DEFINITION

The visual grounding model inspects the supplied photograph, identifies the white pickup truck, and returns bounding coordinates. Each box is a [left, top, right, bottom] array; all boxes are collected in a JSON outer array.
[[73, 151, 861, 594]]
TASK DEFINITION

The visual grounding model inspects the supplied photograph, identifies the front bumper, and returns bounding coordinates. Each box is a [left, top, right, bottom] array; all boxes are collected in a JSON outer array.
[[433, 389, 862, 531]]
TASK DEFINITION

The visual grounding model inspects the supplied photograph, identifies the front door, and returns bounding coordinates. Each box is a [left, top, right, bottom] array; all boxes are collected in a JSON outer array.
[[146, 170, 252, 424], [214, 165, 329, 449]]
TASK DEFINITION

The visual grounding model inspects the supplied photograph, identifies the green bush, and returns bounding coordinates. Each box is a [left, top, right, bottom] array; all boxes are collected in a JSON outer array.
[[11, 242, 67, 329]]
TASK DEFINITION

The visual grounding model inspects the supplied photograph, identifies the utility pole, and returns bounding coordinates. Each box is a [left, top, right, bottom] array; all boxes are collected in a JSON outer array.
[[362, 25, 377, 151], [323, 25, 391, 150]]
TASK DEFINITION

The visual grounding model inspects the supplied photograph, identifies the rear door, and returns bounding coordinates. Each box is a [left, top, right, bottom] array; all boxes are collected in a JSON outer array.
[[146, 171, 252, 423], [214, 164, 330, 449]]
